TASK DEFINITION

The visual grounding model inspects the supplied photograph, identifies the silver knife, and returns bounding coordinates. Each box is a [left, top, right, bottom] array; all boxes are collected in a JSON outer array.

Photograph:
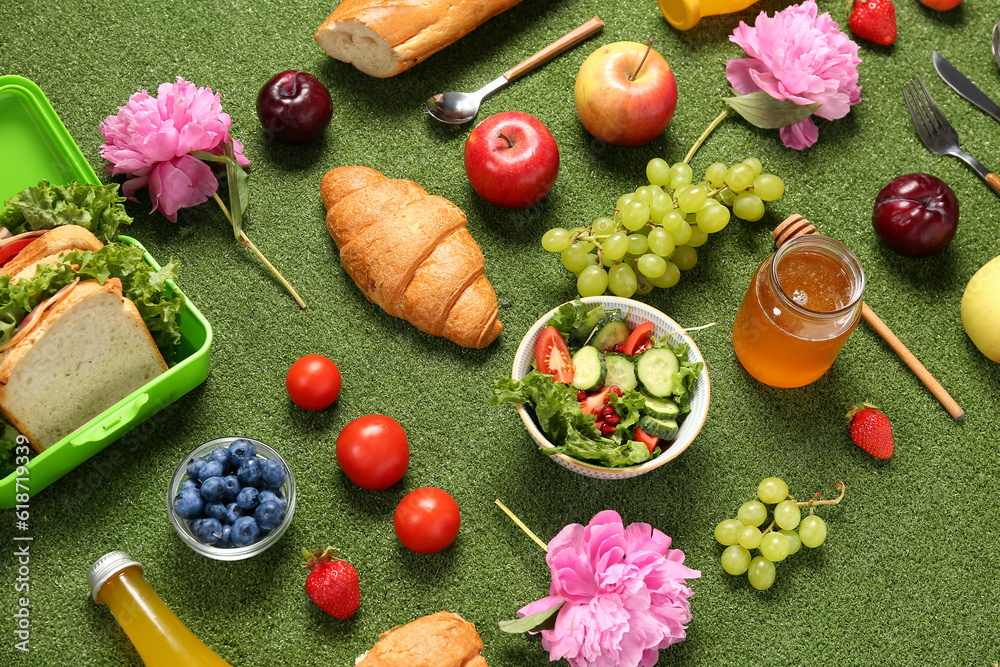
[[932, 51, 1000, 124]]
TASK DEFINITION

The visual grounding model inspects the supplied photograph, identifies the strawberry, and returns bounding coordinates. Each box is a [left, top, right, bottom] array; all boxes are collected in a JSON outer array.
[[846, 402, 894, 459], [848, 0, 897, 46], [301, 547, 360, 619]]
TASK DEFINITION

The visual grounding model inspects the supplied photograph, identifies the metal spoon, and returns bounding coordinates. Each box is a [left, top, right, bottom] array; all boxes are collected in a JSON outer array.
[[426, 16, 604, 124], [992, 20, 1000, 72]]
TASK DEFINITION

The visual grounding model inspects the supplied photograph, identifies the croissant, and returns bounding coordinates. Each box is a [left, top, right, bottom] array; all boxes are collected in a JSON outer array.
[[320, 166, 502, 348]]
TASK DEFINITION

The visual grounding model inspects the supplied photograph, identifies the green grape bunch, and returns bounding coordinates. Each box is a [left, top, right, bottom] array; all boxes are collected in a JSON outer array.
[[714, 478, 845, 591], [541, 157, 786, 298]]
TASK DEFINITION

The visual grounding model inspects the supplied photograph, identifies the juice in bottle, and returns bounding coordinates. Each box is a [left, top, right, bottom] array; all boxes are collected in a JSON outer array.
[[732, 235, 865, 388], [658, 0, 762, 30], [89, 551, 233, 667]]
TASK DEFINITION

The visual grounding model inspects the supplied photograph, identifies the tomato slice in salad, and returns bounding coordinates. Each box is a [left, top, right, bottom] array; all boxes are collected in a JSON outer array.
[[634, 426, 659, 453], [580, 386, 612, 416], [535, 325, 574, 384], [0, 238, 36, 267], [624, 321, 654, 356]]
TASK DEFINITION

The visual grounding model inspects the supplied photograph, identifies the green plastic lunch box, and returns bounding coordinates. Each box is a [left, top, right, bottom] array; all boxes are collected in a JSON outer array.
[[0, 75, 212, 509]]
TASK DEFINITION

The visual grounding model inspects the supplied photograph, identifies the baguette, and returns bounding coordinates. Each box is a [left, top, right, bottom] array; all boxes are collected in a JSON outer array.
[[0, 278, 168, 452], [355, 611, 488, 667], [321, 166, 502, 348], [315, 0, 525, 78]]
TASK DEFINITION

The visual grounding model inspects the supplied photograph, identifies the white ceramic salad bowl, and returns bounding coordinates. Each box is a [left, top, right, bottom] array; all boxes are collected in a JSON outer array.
[[511, 296, 710, 479]]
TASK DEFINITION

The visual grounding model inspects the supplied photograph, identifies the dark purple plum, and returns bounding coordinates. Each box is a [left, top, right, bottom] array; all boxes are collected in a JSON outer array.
[[872, 173, 958, 258], [256, 71, 333, 145]]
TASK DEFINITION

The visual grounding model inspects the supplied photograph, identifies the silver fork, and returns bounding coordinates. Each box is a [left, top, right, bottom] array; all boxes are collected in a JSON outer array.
[[902, 75, 1000, 197]]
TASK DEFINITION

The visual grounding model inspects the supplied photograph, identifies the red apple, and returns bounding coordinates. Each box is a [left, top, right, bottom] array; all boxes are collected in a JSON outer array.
[[463, 111, 559, 209], [574, 40, 678, 147], [872, 173, 959, 258]]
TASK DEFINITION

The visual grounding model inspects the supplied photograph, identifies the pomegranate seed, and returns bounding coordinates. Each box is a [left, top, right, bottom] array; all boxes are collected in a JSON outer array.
[[577, 390, 587, 401], [610, 386, 623, 397], [601, 406, 616, 418], [612, 344, 625, 354], [600, 423, 616, 436], [604, 414, 621, 426]]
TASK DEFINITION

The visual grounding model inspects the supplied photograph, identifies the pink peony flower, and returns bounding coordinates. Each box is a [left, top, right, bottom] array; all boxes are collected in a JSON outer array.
[[99, 77, 250, 221], [726, 0, 861, 150], [518, 510, 700, 667]]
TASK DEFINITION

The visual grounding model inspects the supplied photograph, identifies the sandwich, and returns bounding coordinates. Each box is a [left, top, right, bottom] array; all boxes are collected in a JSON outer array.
[[0, 180, 184, 467]]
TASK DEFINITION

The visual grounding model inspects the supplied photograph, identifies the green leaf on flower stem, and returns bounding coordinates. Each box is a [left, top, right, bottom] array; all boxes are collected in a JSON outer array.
[[498, 603, 563, 634], [722, 91, 820, 129], [190, 145, 249, 241]]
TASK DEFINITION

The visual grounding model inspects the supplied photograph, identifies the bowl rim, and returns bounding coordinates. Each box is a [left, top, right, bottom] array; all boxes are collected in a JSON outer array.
[[167, 437, 296, 561], [511, 296, 711, 475]]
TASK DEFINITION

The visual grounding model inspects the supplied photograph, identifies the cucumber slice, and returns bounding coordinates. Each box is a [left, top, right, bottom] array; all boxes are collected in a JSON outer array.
[[568, 306, 607, 346], [635, 347, 680, 398], [591, 318, 631, 351], [603, 354, 638, 392], [638, 415, 679, 440], [570, 346, 607, 391], [641, 394, 680, 420]]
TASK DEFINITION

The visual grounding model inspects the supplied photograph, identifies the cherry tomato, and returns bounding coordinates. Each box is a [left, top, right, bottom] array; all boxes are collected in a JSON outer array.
[[918, 0, 961, 9], [286, 354, 341, 410], [624, 321, 655, 356], [394, 487, 461, 554], [336, 415, 409, 490], [0, 238, 36, 267], [633, 426, 660, 453], [535, 325, 574, 384]]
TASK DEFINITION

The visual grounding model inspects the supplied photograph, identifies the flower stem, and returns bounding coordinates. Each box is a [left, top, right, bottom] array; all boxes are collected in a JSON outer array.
[[212, 193, 307, 309], [495, 499, 548, 553], [684, 108, 731, 165]]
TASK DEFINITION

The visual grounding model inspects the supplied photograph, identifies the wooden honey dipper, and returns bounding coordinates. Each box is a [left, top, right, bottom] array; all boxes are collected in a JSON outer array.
[[773, 214, 964, 420]]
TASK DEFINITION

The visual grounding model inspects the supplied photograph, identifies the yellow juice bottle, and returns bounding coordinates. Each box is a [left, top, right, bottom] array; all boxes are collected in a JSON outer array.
[[658, 0, 762, 30], [89, 551, 232, 667]]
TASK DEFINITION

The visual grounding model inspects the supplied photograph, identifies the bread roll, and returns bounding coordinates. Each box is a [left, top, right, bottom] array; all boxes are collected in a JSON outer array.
[[356, 611, 488, 667], [315, 0, 525, 78], [321, 166, 502, 348]]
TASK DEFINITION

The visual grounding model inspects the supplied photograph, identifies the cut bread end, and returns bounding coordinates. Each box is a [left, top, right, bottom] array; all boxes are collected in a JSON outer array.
[[315, 20, 401, 79]]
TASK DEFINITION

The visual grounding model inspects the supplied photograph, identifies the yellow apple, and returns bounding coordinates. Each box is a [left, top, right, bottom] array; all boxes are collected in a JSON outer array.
[[961, 254, 1000, 362]]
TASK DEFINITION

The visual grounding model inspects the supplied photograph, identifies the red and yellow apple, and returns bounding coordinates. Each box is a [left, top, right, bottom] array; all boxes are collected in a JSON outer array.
[[463, 111, 559, 209], [574, 41, 678, 147]]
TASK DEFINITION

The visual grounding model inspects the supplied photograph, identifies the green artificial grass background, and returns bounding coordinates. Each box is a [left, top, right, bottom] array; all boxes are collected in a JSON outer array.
[[2, 0, 1000, 664]]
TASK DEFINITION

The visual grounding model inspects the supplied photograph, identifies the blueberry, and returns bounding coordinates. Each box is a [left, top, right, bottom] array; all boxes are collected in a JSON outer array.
[[254, 500, 285, 530], [204, 501, 228, 524], [231, 516, 260, 547], [208, 447, 231, 474], [260, 459, 286, 489], [221, 475, 241, 501], [173, 490, 204, 519], [186, 457, 207, 481], [237, 458, 262, 487], [236, 487, 259, 512], [217, 524, 233, 547], [227, 439, 257, 468], [200, 476, 227, 503], [193, 518, 223, 545], [180, 478, 199, 494], [199, 460, 224, 482], [259, 490, 285, 509], [225, 502, 243, 524]]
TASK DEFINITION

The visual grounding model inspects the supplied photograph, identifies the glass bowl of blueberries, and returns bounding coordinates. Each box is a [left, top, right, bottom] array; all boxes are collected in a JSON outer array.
[[168, 437, 295, 560]]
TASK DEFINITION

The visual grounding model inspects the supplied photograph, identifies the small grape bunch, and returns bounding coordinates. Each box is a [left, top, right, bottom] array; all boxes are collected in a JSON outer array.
[[541, 157, 786, 298], [714, 478, 845, 591]]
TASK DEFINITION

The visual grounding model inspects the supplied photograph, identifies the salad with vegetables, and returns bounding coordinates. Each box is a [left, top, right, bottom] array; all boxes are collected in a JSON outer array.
[[492, 300, 703, 468]]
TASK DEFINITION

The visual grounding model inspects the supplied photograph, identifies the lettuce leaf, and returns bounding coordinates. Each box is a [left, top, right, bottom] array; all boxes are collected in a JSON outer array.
[[0, 243, 183, 359], [491, 370, 654, 468], [0, 180, 132, 243], [0, 415, 18, 479]]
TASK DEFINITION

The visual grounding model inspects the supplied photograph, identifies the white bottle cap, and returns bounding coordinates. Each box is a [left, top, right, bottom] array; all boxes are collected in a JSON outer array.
[[87, 551, 144, 601]]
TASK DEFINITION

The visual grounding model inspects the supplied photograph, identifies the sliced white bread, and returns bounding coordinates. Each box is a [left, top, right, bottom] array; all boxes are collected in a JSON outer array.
[[1, 225, 104, 280], [0, 279, 167, 452]]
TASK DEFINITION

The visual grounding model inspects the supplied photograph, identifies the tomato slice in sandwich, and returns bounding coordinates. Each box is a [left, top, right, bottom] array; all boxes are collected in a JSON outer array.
[[534, 325, 574, 384], [0, 238, 36, 267]]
